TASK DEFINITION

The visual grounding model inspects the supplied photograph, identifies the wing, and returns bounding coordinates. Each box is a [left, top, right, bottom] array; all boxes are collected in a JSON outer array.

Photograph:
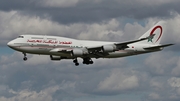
[[115, 37, 150, 48], [86, 36, 151, 58], [49, 35, 152, 58], [87, 36, 150, 51]]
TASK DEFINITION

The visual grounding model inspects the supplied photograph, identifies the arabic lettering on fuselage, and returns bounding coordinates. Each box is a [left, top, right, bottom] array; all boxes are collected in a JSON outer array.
[[43, 40, 58, 44], [27, 39, 72, 44], [59, 41, 72, 44]]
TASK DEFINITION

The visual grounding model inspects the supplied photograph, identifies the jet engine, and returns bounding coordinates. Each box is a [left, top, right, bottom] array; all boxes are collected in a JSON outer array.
[[50, 55, 62, 60], [72, 49, 84, 57], [102, 45, 117, 52]]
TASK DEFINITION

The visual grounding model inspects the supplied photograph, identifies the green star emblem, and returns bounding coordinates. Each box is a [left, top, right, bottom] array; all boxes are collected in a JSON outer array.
[[148, 34, 155, 42]]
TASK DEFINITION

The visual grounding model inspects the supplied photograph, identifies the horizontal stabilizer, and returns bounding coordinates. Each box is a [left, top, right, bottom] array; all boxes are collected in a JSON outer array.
[[144, 44, 174, 50]]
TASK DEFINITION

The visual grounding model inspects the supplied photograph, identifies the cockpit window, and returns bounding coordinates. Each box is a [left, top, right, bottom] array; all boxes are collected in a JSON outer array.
[[18, 36, 24, 38]]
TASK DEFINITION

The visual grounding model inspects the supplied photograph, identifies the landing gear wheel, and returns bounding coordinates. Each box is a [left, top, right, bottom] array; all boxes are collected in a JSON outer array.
[[73, 59, 78, 63], [23, 53, 27, 61], [83, 61, 86, 64], [23, 57, 27, 61], [83, 58, 94, 65], [73, 58, 79, 66], [89, 61, 94, 64], [75, 63, 79, 66]]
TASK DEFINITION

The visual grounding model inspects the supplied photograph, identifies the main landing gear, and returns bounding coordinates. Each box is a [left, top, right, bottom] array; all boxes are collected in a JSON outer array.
[[83, 58, 94, 65], [73, 58, 79, 66], [23, 53, 28, 61], [73, 58, 94, 66]]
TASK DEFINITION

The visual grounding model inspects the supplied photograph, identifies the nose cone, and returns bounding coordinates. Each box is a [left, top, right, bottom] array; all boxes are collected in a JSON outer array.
[[7, 41, 14, 48]]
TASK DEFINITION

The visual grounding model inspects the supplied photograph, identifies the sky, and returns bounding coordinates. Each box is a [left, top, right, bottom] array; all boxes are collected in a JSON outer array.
[[0, 0, 180, 101]]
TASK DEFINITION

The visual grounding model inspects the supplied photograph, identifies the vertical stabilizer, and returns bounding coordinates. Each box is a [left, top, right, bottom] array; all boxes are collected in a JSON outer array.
[[139, 21, 166, 45]]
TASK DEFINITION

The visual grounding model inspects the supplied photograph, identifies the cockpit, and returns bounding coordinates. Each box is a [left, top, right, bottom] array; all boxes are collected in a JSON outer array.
[[18, 36, 24, 38]]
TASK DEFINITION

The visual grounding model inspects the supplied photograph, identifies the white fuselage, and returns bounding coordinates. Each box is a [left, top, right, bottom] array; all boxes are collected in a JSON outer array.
[[7, 35, 160, 59]]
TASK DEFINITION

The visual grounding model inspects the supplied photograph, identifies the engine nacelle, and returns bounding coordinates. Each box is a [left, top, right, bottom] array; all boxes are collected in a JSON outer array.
[[50, 55, 62, 61], [72, 49, 84, 57], [102, 45, 116, 52]]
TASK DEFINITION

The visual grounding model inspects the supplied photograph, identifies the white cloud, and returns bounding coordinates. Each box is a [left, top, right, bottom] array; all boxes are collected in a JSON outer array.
[[77, 19, 123, 41], [144, 52, 178, 75], [0, 52, 22, 68], [168, 77, 180, 88], [0, 86, 58, 101], [97, 68, 139, 92], [0, 11, 125, 46], [24, 55, 50, 66], [1, 8, 180, 101], [148, 92, 160, 100], [2, 10, 180, 47], [171, 57, 180, 76], [164, 14, 180, 44]]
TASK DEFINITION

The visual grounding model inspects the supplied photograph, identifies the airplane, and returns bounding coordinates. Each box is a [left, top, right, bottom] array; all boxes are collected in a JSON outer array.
[[7, 21, 173, 66]]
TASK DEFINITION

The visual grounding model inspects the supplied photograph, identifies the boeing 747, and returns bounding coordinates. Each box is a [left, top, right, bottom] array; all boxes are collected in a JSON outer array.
[[7, 21, 173, 66]]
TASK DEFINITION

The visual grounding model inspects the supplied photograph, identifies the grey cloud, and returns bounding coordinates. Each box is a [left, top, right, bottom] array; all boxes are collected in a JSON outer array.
[[0, 0, 180, 24], [144, 52, 178, 76], [1, 5, 180, 48], [0, 50, 180, 101], [0, 12, 125, 46], [0, 1, 180, 100]]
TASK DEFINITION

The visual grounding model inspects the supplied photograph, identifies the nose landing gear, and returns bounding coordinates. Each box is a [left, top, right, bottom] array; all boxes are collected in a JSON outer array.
[[23, 53, 27, 61]]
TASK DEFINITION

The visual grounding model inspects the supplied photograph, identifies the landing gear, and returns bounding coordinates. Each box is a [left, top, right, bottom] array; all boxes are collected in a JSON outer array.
[[23, 53, 27, 61], [75, 63, 79, 66], [23, 57, 27, 61], [73, 58, 94, 66], [83, 58, 94, 65], [73, 58, 79, 66]]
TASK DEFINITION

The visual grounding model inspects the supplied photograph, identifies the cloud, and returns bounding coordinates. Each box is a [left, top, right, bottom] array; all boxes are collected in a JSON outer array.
[[39, 0, 79, 8], [0, 86, 58, 101], [147, 92, 161, 100], [171, 57, 180, 76], [144, 52, 178, 75], [1, 10, 180, 48], [97, 68, 139, 93], [168, 77, 180, 88], [0, 0, 180, 24], [24, 55, 50, 66], [1, 2, 180, 100], [0, 11, 124, 46]]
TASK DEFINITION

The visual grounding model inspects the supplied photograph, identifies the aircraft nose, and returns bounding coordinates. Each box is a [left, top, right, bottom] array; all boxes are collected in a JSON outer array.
[[7, 41, 14, 47]]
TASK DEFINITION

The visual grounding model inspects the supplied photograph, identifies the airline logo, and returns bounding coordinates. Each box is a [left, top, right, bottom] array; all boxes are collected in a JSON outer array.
[[27, 39, 72, 44], [148, 25, 163, 43]]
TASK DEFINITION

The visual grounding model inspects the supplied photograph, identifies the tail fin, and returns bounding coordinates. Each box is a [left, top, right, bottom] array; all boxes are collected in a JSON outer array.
[[139, 21, 166, 45]]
